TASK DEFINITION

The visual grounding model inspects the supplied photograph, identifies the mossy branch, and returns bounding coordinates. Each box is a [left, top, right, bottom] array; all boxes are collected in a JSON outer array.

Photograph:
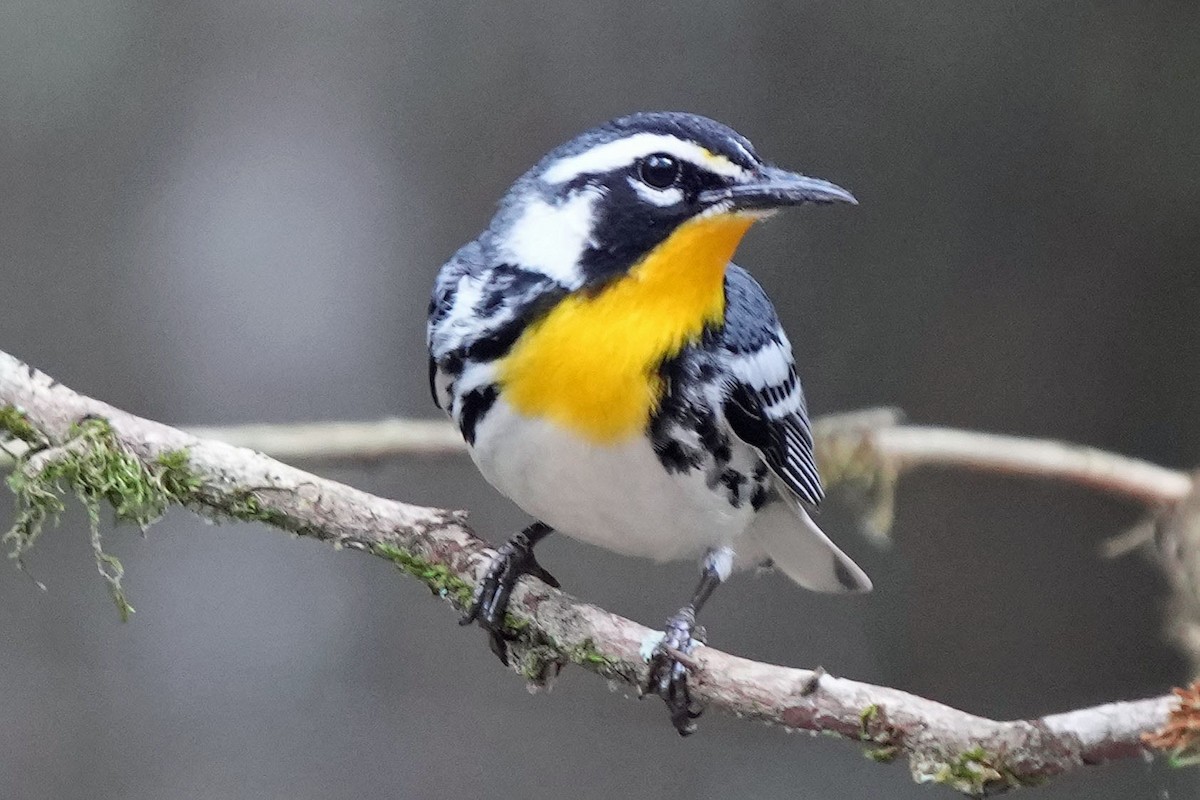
[[0, 349, 1180, 796], [3, 418, 197, 618]]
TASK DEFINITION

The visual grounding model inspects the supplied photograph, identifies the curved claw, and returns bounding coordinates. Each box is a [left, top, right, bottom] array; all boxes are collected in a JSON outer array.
[[646, 608, 706, 735], [460, 531, 559, 664]]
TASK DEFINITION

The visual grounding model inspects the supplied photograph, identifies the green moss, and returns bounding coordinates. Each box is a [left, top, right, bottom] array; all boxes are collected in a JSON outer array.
[[857, 701, 901, 760], [511, 642, 563, 684], [153, 453, 310, 532], [1168, 749, 1200, 768], [866, 745, 899, 763], [155, 449, 204, 497], [0, 405, 41, 444], [371, 541, 474, 607], [566, 637, 616, 669], [220, 491, 293, 528], [3, 420, 204, 621], [513, 633, 619, 684], [369, 541, 619, 673], [859, 704, 879, 731], [920, 746, 1022, 796], [368, 537, 624, 681]]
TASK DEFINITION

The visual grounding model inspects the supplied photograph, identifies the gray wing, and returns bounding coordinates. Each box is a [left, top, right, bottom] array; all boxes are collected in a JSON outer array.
[[717, 265, 823, 506]]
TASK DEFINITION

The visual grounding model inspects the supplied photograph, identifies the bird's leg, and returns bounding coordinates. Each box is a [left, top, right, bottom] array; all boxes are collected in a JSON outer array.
[[461, 521, 559, 664], [647, 547, 731, 736]]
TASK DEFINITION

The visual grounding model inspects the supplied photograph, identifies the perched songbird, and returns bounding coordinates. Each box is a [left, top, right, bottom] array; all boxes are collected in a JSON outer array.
[[427, 111, 870, 734]]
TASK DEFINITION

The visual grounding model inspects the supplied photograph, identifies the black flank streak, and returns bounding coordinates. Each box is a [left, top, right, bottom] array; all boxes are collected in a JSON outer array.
[[720, 468, 746, 507], [694, 414, 731, 464], [656, 439, 701, 474], [649, 350, 709, 475], [750, 482, 770, 511], [459, 385, 498, 446]]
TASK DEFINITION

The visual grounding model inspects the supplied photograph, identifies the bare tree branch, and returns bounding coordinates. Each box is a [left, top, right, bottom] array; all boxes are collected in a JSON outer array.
[[866, 425, 1192, 505], [186, 418, 466, 459], [0, 350, 1181, 795], [189, 415, 1194, 507]]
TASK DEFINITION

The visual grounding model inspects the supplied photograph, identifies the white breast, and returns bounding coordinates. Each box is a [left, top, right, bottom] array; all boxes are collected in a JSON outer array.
[[470, 400, 756, 562]]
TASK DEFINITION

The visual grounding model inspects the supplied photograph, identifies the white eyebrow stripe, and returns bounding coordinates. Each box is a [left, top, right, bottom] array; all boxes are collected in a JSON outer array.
[[542, 133, 750, 184]]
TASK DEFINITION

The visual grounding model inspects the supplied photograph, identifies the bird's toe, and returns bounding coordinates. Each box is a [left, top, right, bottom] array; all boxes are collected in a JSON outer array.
[[646, 608, 706, 735], [462, 539, 560, 665]]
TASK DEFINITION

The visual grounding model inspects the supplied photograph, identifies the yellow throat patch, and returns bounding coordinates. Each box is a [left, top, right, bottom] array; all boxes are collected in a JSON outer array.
[[498, 212, 756, 443]]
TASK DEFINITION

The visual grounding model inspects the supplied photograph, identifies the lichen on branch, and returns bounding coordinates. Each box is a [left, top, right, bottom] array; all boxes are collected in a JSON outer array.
[[911, 745, 1038, 795]]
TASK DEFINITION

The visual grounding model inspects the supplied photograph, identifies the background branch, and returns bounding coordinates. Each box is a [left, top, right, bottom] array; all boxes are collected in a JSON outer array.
[[186, 414, 1198, 506], [0, 350, 1182, 796], [866, 425, 1191, 505], [189, 412, 1196, 507], [4, 408, 1186, 509]]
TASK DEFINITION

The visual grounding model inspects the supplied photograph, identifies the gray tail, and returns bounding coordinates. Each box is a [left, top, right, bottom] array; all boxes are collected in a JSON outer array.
[[747, 493, 872, 593]]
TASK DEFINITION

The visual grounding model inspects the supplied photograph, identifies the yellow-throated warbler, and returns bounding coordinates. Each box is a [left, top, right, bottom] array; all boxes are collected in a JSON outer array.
[[427, 111, 870, 734]]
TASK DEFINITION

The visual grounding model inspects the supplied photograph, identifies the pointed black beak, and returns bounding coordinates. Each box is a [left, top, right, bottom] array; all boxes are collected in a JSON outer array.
[[699, 165, 857, 211]]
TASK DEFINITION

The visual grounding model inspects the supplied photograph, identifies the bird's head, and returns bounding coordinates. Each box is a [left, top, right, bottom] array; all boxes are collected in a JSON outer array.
[[485, 111, 856, 289]]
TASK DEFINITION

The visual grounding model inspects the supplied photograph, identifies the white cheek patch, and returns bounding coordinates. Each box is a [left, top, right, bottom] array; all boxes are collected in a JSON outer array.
[[496, 188, 602, 288], [628, 176, 684, 207], [543, 132, 750, 185]]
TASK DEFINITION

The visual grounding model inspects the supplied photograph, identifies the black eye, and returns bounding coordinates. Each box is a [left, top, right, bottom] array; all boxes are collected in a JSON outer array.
[[638, 153, 681, 189]]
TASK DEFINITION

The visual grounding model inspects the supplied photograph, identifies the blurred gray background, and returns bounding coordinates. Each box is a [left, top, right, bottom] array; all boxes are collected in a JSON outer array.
[[2, 2, 1198, 798]]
